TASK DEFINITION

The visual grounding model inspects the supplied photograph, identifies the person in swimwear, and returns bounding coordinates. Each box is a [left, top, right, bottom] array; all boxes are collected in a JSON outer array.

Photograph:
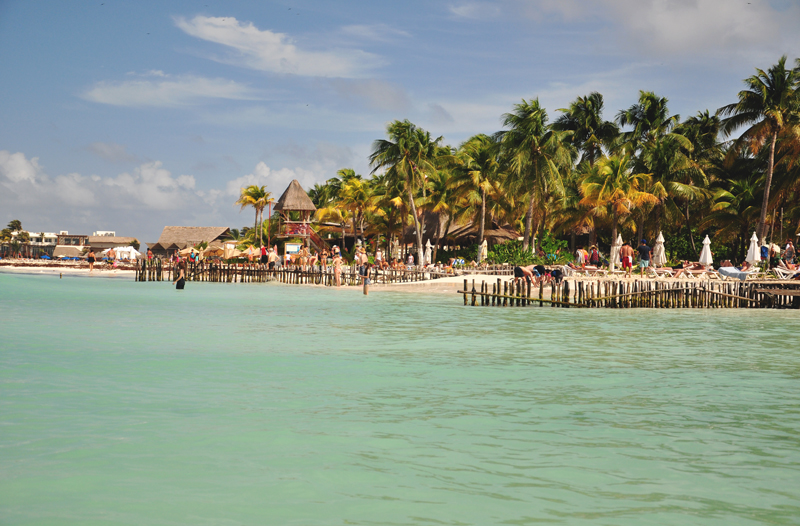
[[172, 259, 186, 290], [87, 248, 96, 271], [619, 242, 635, 277], [332, 252, 342, 287], [513, 264, 537, 284]]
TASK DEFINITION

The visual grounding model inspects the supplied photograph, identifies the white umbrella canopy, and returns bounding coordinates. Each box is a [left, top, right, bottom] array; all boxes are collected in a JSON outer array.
[[101, 246, 142, 260], [652, 231, 667, 267], [609, 233, 623, 272], [745, 232, 761, 265], [698, 235, 713, 267]]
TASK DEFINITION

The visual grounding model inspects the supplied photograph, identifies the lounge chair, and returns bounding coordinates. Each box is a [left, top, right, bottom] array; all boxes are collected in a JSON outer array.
[[772, 267, 795, 280], [647, 266, 673, 279]]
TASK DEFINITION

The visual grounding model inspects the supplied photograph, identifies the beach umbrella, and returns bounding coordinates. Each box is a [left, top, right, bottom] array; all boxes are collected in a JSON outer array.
[[179, 246, 199, 256], [699, 235, 713, 267], [745, 232, 761, 265], [652, 231, 667, 267], [609, 233, 623, 272], [203, 245, 224, 257], [424, 240, 432, 265]]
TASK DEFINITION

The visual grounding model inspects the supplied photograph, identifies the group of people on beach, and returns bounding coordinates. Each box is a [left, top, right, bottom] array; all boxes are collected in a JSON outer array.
[[564, 237, 800, 279]]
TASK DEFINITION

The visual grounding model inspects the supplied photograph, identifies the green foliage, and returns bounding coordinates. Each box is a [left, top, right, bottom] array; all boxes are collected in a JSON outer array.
[[436, 244, 478, 264], [665, 228, 735, 265], [486, 240, 534, 265], [537, 230, 569, 262], [131, 239, 140, 251]]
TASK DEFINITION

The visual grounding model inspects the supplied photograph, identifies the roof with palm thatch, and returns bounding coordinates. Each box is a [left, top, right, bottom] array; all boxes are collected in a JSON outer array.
[[274, 180, 316, 212], [156, 226, 230, 249]]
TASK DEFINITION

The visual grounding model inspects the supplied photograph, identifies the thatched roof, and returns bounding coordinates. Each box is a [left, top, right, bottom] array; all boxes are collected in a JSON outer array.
[[274, 180, 316, 212], [156, 226, 230, 247], [444, 222, 520, 244], [53, 246, 84, 258]]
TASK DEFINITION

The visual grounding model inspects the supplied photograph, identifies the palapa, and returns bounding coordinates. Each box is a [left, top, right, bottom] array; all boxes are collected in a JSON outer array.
[[274, 180, 316, 212]]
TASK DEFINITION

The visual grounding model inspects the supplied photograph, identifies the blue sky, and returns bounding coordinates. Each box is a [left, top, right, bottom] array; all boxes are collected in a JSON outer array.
[[1, 0, 798, 242]]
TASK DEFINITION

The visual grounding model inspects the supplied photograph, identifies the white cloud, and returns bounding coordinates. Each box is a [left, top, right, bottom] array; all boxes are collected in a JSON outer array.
[[86, 142, 138, 162], [449, 2, 502, 19], [0, 150, 43, 183], [328, 78, 411, 111], [516, 0, 800, 56], [83, 71, 260, 107], [104, 162, 197, 210], [225, 162, 317, 198], [340, 24, 411, 41], [0, 151, 200, 213], [175, 15, 383, 77]]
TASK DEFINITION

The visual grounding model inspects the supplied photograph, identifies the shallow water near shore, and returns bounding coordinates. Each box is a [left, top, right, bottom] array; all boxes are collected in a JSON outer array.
[[1, 272, 799, 525]]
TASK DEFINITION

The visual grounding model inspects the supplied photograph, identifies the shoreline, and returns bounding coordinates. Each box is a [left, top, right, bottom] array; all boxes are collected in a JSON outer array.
[[0, 264, 135, 279]]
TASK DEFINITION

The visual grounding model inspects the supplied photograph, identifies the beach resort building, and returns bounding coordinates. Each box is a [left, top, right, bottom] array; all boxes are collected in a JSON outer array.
[[147, 226, 230, 258], [52, 233, 90, 258]]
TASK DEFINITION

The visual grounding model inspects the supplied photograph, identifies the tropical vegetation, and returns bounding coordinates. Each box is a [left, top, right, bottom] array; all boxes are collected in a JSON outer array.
[[231, 57, 800, 265]]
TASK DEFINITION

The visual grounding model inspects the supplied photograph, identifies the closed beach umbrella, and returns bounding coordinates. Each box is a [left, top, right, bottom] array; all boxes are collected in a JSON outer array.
[[745, 232, 761, 265], [609, 233, 623, 272], [424, 240, 432, 265], [699, 235, 713, 267], [652, 231, 667, 267]]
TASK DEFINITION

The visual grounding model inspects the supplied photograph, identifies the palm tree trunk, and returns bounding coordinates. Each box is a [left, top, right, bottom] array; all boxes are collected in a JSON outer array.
[[478, 187, 486, 259], [254, 210, 258, 246], [611, 209, 618, 248], [523, 194, 535, 251], [685, 204, 696, 252], [407, 183, 424, 266], [432, 214, 443, 264], [757, 130, 778, 243]]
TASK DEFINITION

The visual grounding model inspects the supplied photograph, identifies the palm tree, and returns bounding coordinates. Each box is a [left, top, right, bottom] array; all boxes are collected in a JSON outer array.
[[497, 98, 574, 251], [455, 134, 502, 254], [338, 170, 376, 243], [580, 155, 661, 243], [7, 219, 22, 232], [423, 166, 462, 264], [553, 92, 619, 166], [235, 185, 272, 247], [719, 56, 800, 242], [370, 120, 445, 264]]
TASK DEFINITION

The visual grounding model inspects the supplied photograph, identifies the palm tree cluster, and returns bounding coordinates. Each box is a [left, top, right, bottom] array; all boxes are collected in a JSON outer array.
[[234, 185, 274, 247], [270, 57, 800, 264]]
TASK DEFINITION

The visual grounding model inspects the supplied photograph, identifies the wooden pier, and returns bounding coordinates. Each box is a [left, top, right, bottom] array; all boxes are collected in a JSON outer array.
[[134, 258, 503, 286], [458, 278, 800, 309]]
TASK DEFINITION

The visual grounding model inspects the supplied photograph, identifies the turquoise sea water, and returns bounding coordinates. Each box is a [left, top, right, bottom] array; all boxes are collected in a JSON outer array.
[[1, 272, 799, 525]]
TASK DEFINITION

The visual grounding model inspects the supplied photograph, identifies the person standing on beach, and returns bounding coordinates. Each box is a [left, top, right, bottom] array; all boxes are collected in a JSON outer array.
[[619, 242, 635, 277], [637, 239, 652, 277], [588, 245, 601, 267], [267, 248, 278, 270], [333, 252, 342, 287], [147, 248, 153, 261], [575, 246, 586, 269], [172, 259, 186, 290], [260, 245, 267, 264], [87, 249, 96, 272]]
